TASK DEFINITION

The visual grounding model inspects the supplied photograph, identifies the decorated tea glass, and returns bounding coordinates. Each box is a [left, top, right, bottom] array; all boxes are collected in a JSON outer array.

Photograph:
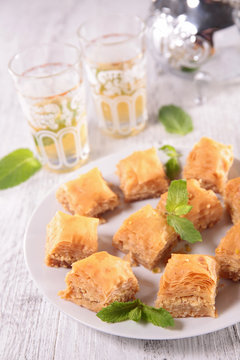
[[8, 43, 89, 172], [78, 14, 147, 138]]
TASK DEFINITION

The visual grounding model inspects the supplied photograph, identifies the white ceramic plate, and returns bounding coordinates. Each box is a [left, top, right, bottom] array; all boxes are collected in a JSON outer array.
[[24, 144, 240, 340]]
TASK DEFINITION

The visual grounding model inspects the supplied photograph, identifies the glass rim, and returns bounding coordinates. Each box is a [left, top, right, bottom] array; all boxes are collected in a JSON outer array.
[[77, 13, 146, 45], [8, 42, 81, 79]]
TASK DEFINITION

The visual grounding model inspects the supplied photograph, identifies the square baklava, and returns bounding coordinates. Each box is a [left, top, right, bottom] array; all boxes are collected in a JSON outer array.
[[58, 251, 139, 312], [224, 177, 240, 224], [45, 211, 99, 267], [155, 254, 219, 317], [112, 204, 178, 270], [116, 148, 169, 202], [56, 167, 119, 218], [183, 137, 233, 194], [215, 222, 240, 281]]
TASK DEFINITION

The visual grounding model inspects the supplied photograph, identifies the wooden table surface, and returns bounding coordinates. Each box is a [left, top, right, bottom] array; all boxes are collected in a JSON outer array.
[[1, 0, 240, 359]]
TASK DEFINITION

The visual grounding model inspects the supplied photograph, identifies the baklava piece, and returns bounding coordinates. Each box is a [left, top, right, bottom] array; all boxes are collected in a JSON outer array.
[[116, 148, 169, 202], [58, 251, 139, 312], [45, 211, 99, 268], [155, 254, 219, 318], [56, 167, 119, 218], [183, 137, 233, 194], [112, 204, 178, 270], [224, 177, 240, 224], [156, 179, 223, 231], [215, 222, 240, 281]]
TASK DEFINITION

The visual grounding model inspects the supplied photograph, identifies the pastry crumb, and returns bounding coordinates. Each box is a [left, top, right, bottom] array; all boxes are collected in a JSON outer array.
[[185, 244, 192, 253], [98, 217, 107, 224]]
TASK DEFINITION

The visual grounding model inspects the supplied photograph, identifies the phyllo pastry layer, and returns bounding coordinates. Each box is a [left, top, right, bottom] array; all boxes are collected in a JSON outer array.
[[183, 137, 233, 194], [45, 211, 99, 268], [156, 179, 223, 231], [56, 167, 119, 218], [224, 177, 240, 225], [116, 148, 169, 202], [58, 251, 139, 312], [215, 221, 240, 281], [112, 204, 178, 270], [155, 254, 219, 318]]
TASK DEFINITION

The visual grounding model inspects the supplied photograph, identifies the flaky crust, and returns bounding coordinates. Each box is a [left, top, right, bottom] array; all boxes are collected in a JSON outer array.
[[56, 167, 119, 218], [224, 177, 240, 225], [113, 204, 178, 270], [116, 148, 169, 202], [45, 211, 99, 268], [215, 221, 240, 281], [183, 137, 233, 194], [155, 254, 219, 318], [58, 252, 139, 312]]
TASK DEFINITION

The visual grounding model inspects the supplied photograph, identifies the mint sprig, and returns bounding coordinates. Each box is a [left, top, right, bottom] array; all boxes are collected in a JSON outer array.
[[0, 148, 42, 190], [167, 214, 202, 244], [165, 180, 202, 244], [159, 145, 181, 180], [97, 299, 174, 328], [158, 105, 193, 135], [166, 179, 192, 214]]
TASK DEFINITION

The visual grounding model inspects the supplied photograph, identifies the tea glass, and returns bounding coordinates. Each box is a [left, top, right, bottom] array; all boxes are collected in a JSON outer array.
[[8, 43, 89, 172], [78, 14, 147, 138]]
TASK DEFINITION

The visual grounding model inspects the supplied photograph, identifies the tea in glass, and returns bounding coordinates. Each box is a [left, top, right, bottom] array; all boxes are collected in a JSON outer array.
[[9, 43, 89, 172], [78, 14, 147, 137]]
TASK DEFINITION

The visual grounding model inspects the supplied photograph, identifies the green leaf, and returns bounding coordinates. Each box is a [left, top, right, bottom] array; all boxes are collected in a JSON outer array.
[[97, 299, 175, 328], [128, 306, 142, 322], [142, 305, 174, 328], [165, 158, 181, 180], [158, 105, 193, 135], [175, 204, 192, 216], [166, 180, 189, 214], [159, 145, 180, 158], [167, 214, 202, 244], [0, 148, 42, 190], [159, 145, 181, 180], [181, 65, 199, 73], [96, 300, 139, 323]]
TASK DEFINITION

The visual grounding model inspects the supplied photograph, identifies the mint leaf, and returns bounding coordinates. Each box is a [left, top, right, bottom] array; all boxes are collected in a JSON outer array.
[[175, 204, 192, 216], [167, 214, 202, 244], [0, 148, 42, 190], [166, 180, 189, 214], [165, 158, 181, 180], [128, 306, 142, 322], [159, 145, 181, 180], [181, 66, 199, 73], [96, 299, 174, 328], [159, 145, 180, 158], [165, 180, 201, 244], [142, 305, 174, 328], [96, 300, 139, 323], [158, 105, 193, 135]]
